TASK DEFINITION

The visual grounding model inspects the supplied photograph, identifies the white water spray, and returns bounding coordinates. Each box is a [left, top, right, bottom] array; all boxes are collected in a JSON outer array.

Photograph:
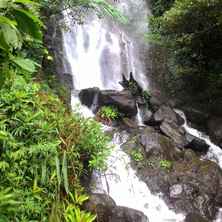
[[94, 132, 185, 222], [175, 110, 222, 222]]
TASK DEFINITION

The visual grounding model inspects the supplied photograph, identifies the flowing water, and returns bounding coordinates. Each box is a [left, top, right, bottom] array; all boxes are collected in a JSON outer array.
[[61, 1, 222, 221], [175, 110, 222, 222]]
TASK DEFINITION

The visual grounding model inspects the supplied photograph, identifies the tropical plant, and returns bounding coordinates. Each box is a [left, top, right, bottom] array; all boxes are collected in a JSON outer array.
[[130, 149, 144, 162], [98, 106, 119, 121], [159, 160, 172, 170], [63, 192, 96, 222], [0, 0, 43, 77], [0, 76, 110, 220]]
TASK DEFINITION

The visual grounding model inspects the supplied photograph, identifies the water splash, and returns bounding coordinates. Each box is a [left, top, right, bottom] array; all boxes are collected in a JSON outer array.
[[93, 132, 185, 222], [175, 110, 222, 222]]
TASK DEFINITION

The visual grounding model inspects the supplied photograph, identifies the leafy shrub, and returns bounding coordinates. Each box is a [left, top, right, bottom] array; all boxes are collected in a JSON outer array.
[[0, 0, 43, 80], [0, 76, 110, 220], [130, 150, 144, 162], [159, 160, 172, 170], [63, 192, 96, 222], [98, 106, 119, 121]]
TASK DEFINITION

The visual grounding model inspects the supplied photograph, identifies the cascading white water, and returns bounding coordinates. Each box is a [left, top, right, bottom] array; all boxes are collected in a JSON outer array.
[[62, 1, 185, 220], [175, 110, 222, 169], [175, 110, 222, 222], [60, 1, 222, 221], [136, 104, 145, 126], [93, 131, 185, 222]]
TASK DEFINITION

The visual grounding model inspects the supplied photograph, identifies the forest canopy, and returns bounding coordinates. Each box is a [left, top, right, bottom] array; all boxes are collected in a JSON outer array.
[[149, 0, 222, 102]]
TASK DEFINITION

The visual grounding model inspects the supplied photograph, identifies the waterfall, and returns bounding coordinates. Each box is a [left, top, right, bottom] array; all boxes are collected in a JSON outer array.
[[60, 1, 222, 221], [93, 131, 185, 222]]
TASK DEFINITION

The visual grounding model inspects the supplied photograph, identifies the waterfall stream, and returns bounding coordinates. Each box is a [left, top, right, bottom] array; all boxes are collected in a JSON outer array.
[[61, 1, 222, 221]]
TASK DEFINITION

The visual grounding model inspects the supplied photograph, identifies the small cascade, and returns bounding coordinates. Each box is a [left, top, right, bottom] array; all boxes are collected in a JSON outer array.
[[175, 110, 222, 168], [71, 91, 94, 118], [93, 131, 185, 222], [136, 104, 145, 126], [175, 110, 222, 222]]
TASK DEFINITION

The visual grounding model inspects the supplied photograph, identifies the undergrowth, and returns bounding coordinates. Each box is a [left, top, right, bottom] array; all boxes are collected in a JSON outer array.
[[0, 76, 110, 221]]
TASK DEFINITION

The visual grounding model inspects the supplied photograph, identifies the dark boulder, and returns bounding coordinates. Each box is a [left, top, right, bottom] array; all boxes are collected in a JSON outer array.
[[149, 96, 162, 112], [79, 87, 100, 108], [185, 213, 209, 222], [84, 193, 148, 222], [208, 117, 222, 148], [160, 121, 187, 148], [154, 105, 184, 126], [111, 207, 148, 222], [98, 90, 137, 117], [185, 133, 209, 153], [79, 88, 137, 117], [84, 193, 115, 222], [139, 127, 182, 161]]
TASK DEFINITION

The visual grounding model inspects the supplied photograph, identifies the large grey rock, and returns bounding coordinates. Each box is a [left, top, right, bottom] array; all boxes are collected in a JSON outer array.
[[185, 133, 209, 153], [79, 88, 137, 117], [139, 127, 181, 160], [111, 207, 148, 222], [98, 90, 137, 117], [160, 121, 187, 147], [79, 87, 100, 108], [84, 193, 148, 222], [122, 128, 222, 220], [154, 105, 184, 125]]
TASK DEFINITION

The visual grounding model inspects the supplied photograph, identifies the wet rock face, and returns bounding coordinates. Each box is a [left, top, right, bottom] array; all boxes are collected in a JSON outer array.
[[122, 127, 222, 220], [185, 133, 209, 154], [98, 90, 137, 117], [79, 87, 100, 108], [154, 105, 184, 126], [84, 193, 148, 222], [79, 88, 137, 117]]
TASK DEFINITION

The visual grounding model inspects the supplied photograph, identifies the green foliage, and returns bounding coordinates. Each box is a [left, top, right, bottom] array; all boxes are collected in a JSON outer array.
[[0, 0, 43, 85], [0, 76, 110, 220], [0, 0, 118, 221], [150, 0, 175, 16], [98, 106, 119, 121], [130, 149, 144, 162], [159, 160, 172, 170], [0, 188, 19, 220], [42, 0, 127, 24], [63, 192, 96, 222], [149, 0, 222, 100]]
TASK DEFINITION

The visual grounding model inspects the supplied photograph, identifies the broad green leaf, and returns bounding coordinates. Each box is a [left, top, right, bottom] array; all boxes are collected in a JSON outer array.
[[0, 31, 10, 51], [0, 23, 21, 49], [0, 16, 17, 28], [11, 57, 36, 73], [13, 8, 43, 40]]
